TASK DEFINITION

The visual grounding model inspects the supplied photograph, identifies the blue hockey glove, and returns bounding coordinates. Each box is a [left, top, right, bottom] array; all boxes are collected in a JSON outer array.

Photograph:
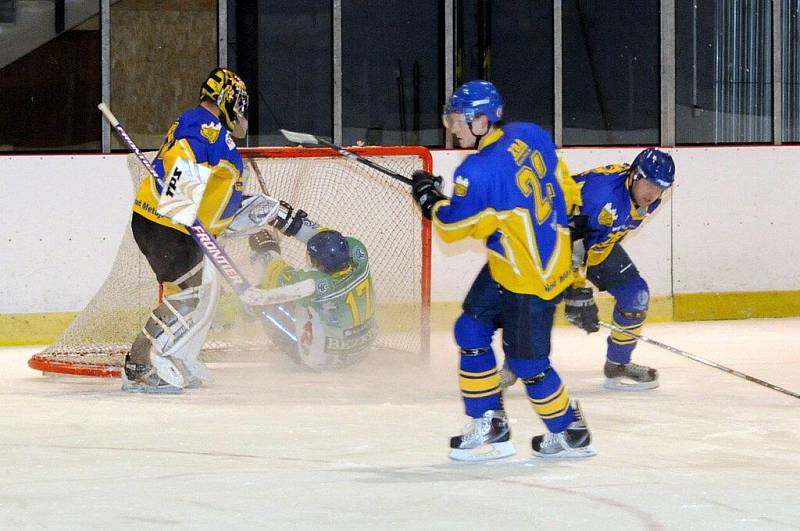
[[564, 287, 599, 334], [411, 170, 446, 220]]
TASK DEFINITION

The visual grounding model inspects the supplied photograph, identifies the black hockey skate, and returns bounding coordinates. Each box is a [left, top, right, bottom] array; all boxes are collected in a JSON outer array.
[[449, 410, 515, 462], [603, 360, 659, 391], [531, 400, 597, 458]]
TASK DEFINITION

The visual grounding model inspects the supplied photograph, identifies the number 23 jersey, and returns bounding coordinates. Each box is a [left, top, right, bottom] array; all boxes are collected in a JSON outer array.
[[431, 122, 581, 299]]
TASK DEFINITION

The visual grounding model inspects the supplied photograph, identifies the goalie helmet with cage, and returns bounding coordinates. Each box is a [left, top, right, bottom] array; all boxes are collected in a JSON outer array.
[[200, 68, 249, 136]]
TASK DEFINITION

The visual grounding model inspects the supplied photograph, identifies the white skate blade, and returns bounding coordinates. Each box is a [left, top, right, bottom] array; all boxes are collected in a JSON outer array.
[[532, 444, 597, 459], [120, 373, 184, 394], [121, 380, 185, 394], [604, 377, 659, 391], [449, 441, 515, 462]]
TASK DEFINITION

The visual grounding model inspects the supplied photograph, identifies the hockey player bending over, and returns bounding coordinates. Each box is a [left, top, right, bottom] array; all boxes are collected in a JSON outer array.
[[567, 149, 675, 389], [411, 80, 596, 461], [502, 149, 675, 391], [123, 68, 251, 393], [248, 209, 376, 370]]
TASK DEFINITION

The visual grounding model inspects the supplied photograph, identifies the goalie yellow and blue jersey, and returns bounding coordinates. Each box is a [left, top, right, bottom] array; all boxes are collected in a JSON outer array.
[[431, 122, 581, 299], [573, 163, 662, 267], [132, 106, 245, 236]]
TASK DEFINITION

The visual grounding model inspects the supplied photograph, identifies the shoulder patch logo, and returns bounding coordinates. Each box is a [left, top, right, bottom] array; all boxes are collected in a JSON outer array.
[[454, 175, 470, 197], [598, 202, 618, 227], [200, 122, 221, 143], [225, 131, 236, 150], [353, 246, 367, 263], [316, 278, 331, 294]]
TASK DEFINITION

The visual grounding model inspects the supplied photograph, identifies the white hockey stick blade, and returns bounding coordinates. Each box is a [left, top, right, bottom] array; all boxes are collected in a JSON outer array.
[[240, 278, 316, 306], [280, 129, 323, 146]]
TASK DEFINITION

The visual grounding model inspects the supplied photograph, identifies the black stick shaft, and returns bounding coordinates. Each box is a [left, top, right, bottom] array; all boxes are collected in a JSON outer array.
[[313, 137, 414, 186]]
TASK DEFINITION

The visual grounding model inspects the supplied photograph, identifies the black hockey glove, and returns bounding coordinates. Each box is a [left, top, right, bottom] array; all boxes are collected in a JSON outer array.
[[248, 229, 280, 255], [568, 214, 593, 243], [564, 287, 599, 334], [411, 170, 446, 220], [269, 200, 307, 237]]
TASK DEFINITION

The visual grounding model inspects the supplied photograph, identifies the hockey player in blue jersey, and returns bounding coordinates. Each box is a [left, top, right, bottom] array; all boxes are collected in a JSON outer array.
[[567, 148, 675, 390], [501, 148, 675, 391], [123, 68, 251, 393], [411, 80, 596, 460]]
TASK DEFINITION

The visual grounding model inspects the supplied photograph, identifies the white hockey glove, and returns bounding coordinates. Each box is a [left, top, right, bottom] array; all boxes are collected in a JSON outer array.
[[156, 157, 211, 226], [224, 193, 282, 237]]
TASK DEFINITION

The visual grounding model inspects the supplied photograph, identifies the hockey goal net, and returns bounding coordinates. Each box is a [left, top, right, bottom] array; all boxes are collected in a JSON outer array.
[[29, 146, 432, 377]]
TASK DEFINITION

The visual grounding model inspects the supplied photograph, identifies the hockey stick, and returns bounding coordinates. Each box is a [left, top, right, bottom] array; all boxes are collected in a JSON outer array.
[[245, 157, 299, 341], [98, 103, 315, 306], [599, 320, 800, 400], [279, 129, 414, 186]]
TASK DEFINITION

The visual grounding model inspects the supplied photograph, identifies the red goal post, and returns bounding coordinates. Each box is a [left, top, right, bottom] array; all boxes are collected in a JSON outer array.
[[29, 145, 433, 377]]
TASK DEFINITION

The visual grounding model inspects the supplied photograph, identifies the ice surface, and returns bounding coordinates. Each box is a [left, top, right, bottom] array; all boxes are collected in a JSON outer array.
[[1, 319, 799, 530]]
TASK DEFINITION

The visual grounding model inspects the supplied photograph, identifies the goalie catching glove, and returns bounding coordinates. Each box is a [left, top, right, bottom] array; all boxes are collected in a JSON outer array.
[[224, 194, 282, 237], [564, 287, 599, 334], [411, 170, 446, 220]]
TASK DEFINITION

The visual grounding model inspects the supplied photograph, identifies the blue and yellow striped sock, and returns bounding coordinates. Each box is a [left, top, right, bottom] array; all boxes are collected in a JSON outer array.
[[459, 348, 502, 418]]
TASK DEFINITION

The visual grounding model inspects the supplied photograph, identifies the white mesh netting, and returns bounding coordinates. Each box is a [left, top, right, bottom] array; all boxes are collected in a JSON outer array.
[[29, 146, 431, 376]]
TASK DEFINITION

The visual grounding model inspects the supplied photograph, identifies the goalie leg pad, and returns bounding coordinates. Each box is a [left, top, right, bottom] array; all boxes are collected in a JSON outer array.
[[163, 258, 220, 385], [122, 259, 219, 391]]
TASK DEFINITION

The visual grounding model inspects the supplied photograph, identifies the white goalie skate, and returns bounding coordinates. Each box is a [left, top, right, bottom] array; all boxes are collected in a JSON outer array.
[[122, 258, 220, 394]]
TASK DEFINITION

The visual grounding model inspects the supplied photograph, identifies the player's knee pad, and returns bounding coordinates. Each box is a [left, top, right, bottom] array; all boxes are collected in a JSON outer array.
[[615, 305, 647, 322], [454, 312, 494, 350], [460, 347, 489, 357], [506, 357, 551, 380], [521, 367, 552, 385], [611, 276, 649, 313]]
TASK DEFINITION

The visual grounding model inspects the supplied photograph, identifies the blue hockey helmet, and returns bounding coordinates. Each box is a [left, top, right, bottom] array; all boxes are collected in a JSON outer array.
[[307, 230, 351, 274], [631, 148, 675, 189], [443, 80, 504, 124]]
